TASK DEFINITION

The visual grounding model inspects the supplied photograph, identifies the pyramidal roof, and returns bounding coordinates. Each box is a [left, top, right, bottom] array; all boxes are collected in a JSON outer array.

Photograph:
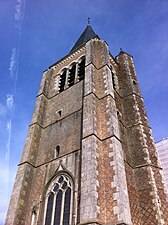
[[70, 24, 97, 52]]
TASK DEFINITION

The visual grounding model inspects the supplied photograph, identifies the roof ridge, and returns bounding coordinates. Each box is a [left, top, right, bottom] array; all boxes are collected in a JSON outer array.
[[70, 24, 97, 52]]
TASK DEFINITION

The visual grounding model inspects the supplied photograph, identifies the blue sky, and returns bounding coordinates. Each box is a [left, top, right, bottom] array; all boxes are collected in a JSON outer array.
[[0, 0, 168, 223]]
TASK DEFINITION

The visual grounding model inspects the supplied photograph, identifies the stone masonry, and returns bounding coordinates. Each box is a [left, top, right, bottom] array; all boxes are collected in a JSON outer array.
[[6, 25, 168, 225]]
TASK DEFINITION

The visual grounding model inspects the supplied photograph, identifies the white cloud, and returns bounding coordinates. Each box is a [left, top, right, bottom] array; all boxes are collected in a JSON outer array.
[[7, 120, 11, 132], [6, 95, 13, 110], [0, 162, 9, 224], [15, 1, 22, 22], [6, 120, 12, 162], [0, 103, 6, 116], [9, 48, 17, 78], [15, 0, 25, 28], [0, 164, 16, 225]]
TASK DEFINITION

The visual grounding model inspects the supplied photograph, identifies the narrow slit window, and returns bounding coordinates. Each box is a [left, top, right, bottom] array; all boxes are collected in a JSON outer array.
[[68, 64, 76, 87], [55, 145, 60, 158], [58, 110, 62, 117], [59, 70, 66, 92], [112, 72, 116, 89], [78, 57, 85, 81], [56, 145, 60, 157]]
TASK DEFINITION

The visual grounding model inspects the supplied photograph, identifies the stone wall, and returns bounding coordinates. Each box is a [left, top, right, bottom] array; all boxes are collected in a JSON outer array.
[[6, 50, 84, 224], [6, 36, 168, 225]]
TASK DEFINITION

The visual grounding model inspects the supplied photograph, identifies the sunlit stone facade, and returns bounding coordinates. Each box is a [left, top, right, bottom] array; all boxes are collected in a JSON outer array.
[[6, 24, 168, 225]]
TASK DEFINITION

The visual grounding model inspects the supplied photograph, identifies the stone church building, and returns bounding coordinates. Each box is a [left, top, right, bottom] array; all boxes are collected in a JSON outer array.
[[6, 23, 168, 225]]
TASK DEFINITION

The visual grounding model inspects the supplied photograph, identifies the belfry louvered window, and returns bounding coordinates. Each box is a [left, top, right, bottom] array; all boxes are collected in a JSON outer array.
[[78, 57, 85, 81], [68, 64, 76, 87], [59, 70, 66, 92], [44, 174, 72, 225]]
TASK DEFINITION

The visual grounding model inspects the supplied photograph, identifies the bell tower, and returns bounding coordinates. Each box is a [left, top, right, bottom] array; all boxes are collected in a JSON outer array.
[[6, 23, 168, 225]]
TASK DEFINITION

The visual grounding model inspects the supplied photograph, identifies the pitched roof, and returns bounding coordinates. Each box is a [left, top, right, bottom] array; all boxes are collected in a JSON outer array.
[[116, 48, 133, 58], [70, 24, 97, 52]]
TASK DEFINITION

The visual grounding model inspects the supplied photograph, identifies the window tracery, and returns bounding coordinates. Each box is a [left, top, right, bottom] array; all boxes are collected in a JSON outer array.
[[44, 174, 73, 225]]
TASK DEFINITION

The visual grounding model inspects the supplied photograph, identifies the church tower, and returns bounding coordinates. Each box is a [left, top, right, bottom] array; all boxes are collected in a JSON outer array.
[[6, 23, 168, 225]]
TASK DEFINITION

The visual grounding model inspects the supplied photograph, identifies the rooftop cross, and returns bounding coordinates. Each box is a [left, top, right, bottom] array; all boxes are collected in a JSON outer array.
[[88, 17, 91, 25]]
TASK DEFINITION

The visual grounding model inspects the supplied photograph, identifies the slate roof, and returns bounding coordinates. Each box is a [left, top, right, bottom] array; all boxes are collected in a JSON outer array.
[[70, 24, 97, 52]]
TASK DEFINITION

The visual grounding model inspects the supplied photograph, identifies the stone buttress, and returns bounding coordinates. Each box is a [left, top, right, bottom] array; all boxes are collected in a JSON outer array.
[[5, 24, 168, 225], [5, 46, 85, 225], [80, 39, 132, 225], [115, 52, 168, 224]]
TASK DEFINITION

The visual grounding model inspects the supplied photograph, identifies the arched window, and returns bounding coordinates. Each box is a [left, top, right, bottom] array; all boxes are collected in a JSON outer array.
[[44, 174, 73, 225], [78, 57, 85, 81], [59, 70, 67, 92], [55, 145, 60, 158], [68, 64, 76, 87]]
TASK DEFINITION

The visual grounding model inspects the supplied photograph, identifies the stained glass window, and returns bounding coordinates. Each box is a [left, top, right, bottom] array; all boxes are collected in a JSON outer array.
[[45, 193, 54, 225], [63, 188, 71, 225], [44, 174, 72, 225], [54, 190, 62, 225]]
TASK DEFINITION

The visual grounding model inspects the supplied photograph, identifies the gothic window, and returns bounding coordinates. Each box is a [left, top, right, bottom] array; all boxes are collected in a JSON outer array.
[[78, 57, 85, 81], [59, 70, 66, 92], [68, 64, 76, 87], [44, 174, 73, 225]]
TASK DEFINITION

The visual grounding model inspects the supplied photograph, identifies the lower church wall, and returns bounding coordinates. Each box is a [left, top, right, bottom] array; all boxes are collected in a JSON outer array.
[[8, 150, 81, 225]]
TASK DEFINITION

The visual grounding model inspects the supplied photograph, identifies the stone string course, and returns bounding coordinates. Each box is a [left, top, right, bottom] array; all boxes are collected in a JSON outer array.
[[5, 37, 168, 225]]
